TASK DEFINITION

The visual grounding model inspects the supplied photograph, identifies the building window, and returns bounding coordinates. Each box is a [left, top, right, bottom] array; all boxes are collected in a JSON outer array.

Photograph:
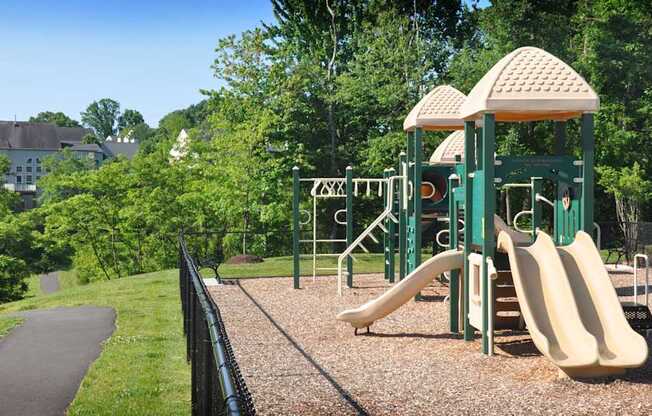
[[26, 158, 32, 164], [26, 166, 32, 172], [16, 166, 22, 172], [26, 175, 32, 184], [36, 158, 41, 164], [16, 176, 22, 183], [36, 166, 42, 173]]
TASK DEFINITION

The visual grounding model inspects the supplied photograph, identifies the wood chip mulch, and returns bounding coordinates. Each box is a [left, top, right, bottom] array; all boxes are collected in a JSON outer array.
[[210, 270, 652, 416]]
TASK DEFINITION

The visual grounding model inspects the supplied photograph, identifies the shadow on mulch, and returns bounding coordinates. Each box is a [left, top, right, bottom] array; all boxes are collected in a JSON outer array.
[[360, 331, 478, 340], [417, 294, 447, 302], [616, 285, 650, 297], [495, 338, 541, 357]]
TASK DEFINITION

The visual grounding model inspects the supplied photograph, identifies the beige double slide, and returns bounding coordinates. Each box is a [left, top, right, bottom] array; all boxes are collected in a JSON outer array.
[[498, 230, 647, 378]]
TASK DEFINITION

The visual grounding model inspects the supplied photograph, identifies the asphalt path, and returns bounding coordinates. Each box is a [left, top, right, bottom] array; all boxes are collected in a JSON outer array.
[[0, 307, 115, 416], [39, 272, 60, 294]]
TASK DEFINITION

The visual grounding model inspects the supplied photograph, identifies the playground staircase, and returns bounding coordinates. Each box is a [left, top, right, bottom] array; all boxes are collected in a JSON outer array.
[[494, 271, 523, 330]]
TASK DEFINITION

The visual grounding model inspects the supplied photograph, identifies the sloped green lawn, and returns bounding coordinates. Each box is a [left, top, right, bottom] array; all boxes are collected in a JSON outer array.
[[0, 316, 23, 339], [0, 269, 189, 416]]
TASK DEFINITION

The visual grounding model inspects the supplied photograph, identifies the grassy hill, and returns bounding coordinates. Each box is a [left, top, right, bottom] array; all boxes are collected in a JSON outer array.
[[0, 270, 190, 416]]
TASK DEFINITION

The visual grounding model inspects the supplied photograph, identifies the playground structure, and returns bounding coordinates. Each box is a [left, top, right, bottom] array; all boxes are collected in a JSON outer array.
[[327, 46, 652, 378], [291, 168, 393, 289]]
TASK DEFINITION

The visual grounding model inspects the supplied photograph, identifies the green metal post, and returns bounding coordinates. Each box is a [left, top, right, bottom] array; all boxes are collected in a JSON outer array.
[[531, 177, 543, 240], [413, 128, 423, 300], [292, 166, 300, 289], [553, 121, 566, 244], [581, 113, 594, 233], [383, 169, 389, 280], [554, 121, 566, 155], [475, 127, 483, 170], [346, 166, 353, 287], [406, 131, 415, 274], [448, 174, 460, 333], [481, 113, 496, 355], [398, 152, 407, 280], [387, 167, 396, 283], [463, 121, 475, 341]]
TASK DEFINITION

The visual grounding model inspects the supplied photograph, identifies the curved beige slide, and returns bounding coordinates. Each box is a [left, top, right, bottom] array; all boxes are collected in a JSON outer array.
[[337, 249, 463, 329], [558, 231, 648, 376], [497, 231, 601, 376]]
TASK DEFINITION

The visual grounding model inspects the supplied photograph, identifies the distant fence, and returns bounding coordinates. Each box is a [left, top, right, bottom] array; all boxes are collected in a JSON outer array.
[[179, 234, 256, 416], [599, 221, 652, 264]]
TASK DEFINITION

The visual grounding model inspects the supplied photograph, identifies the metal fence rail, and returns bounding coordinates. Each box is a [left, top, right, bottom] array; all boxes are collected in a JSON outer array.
[[179, 235, 256, 416]]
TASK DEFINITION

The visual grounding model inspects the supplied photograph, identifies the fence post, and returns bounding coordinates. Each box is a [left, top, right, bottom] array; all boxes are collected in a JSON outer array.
[[292, 166, 301, 289], [191, 292, 199, 415]]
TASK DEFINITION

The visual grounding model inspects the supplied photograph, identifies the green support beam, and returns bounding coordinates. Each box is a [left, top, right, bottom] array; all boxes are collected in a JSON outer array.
[[581, 113, 594, 233], [383, 169, 390, 280], [346, 166, 353, 287], [292, 166, 300, 289], [554, 121, 566, 155], [413, 128, 423, 300], [398, 152, 407, 280], [531, 177, 543, 240], [387, 168, 396, 283], [481, 113, 496, 355], [463, 121, 475, 341], [448, 174, 460, 333]]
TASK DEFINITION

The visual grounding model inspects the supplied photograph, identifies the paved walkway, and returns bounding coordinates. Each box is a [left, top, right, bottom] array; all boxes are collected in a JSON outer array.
[[40, 272, 60, 294], [0, 307, 115, 416]]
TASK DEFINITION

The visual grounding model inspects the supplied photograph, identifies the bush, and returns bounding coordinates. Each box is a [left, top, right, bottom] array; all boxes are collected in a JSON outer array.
[[0, 255, 29, 303]]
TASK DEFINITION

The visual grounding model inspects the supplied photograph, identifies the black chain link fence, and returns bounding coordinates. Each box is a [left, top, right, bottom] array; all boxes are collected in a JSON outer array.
[[179, 234, 256, 416]]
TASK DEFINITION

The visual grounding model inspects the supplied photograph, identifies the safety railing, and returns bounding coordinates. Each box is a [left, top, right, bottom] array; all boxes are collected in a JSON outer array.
[[179, 235, 256, 416]]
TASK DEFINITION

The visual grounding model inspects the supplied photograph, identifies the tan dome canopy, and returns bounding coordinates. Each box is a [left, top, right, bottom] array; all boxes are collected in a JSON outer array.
[[460, 47, 599, 122], [429, 130, 464, 165], [403, 85, 466, 131]]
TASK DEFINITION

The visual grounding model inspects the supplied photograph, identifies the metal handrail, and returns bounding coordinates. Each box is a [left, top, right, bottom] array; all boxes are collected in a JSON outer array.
[[634, 254, 649, 306], [337, 175, 401, 295]]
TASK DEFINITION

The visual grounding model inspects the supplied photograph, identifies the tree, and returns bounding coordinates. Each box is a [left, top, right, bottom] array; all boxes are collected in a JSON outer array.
[[598, 162, 652, 259], [81, 133, 100, 145], [0, 255, 29, 303], [29, 111, 81, 127], [81, 99, 121, 139], [0, 155, 19, 219], [118, 109, 145, 131]]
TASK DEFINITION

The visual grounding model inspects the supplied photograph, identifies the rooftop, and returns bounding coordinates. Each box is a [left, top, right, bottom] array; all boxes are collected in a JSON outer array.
[[429, 130, 465, 165], [0, 121, 92, 150], [460, 47, 599, 122], [403, 86, 466, 132]]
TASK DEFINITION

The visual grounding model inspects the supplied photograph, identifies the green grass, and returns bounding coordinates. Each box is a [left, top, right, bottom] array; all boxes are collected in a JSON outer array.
[[0, 269, 189, 415], [215, 252, 395, 278], [24, 275, 42, 298], [0, 316, 23, 339], [58, 269, 82, 290]]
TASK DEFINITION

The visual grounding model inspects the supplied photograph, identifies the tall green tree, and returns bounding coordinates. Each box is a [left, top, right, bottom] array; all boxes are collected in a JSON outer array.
[[117, 109, 145, 131], [29, 111, 81, 127], [81, 98, 121, 139]]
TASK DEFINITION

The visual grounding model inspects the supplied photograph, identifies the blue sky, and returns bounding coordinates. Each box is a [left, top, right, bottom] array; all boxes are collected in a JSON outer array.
[[1, 1, 488, 127], [0, 0, 275, 126]]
